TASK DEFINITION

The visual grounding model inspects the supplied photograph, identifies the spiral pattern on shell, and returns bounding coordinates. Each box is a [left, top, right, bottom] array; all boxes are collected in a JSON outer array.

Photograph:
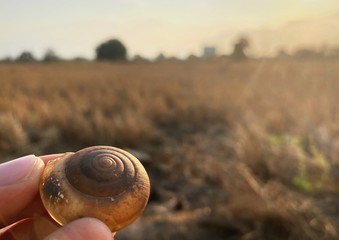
[[65, 147, 138, 197], [39, 146, 150, 232]]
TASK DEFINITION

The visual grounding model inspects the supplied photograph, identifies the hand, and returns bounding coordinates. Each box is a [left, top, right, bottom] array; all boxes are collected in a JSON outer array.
[[0, 154, 115, 240]]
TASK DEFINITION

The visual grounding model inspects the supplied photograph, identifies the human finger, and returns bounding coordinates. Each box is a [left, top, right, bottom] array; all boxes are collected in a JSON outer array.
[[9, 194, 49, 224], [43, 218, 114, 240], [0, 154, 64, 227], [0, 216, 59, 240], [0, 155, 44, 228]]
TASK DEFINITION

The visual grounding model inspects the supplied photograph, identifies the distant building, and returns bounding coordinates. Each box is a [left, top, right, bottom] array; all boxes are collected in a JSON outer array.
[[202, 47, 216, 59]]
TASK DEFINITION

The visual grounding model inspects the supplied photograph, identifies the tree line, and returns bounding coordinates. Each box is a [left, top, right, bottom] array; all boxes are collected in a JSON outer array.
[[1, 38, 250, 63], [1, 39, 128, 63], [2, 37, 339, 63]]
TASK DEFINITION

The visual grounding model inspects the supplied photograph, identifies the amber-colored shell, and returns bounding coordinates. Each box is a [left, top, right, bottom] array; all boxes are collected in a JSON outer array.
[[39, 146, 150, 232]]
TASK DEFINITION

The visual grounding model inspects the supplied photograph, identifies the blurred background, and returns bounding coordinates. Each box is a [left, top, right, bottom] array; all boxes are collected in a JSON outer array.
[[1, 0, 339, 239]]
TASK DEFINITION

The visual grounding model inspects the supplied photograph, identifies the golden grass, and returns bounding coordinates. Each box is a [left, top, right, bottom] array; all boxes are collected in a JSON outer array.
[[1, 59, 339, 239]]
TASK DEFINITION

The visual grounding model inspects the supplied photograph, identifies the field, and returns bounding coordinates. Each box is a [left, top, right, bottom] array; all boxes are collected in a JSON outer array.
[[1, 59, 339, 239]]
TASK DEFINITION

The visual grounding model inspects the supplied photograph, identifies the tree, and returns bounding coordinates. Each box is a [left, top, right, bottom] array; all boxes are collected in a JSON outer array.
[[72, 56, 88, 62], [186, 54, 199, 61], [1, 56, 13, 62], [276, 48, 289, 59], [132, 54, 149, 63], [42, 49, 60, 62], [231, 37, 249, 60], [293, 48, 321, 59], [96, 39, 127, 61], [16, 51, 36, 62], [154, 53, 166, 62]]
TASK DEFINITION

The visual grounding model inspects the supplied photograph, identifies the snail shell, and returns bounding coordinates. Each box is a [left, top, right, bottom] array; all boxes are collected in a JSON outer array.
[[39, 146, 150, 232]]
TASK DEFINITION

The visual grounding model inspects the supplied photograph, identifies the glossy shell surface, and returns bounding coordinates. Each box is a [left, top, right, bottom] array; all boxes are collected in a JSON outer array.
[[39, 146, 150, 232]]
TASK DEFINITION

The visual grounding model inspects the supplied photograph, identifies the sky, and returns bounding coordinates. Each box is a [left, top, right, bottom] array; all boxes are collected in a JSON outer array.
[[1, 0, 339, 59]]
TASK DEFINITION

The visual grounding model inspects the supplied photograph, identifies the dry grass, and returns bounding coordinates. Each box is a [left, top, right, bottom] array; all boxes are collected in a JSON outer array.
[[1, 59, 339, 239]]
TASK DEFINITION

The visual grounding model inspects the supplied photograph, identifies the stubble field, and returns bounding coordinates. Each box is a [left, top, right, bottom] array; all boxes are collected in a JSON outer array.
[[1, 59, 339, 239]]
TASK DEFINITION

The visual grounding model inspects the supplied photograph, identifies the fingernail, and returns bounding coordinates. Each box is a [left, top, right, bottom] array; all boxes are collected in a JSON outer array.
[[0, 155, 38, 186]]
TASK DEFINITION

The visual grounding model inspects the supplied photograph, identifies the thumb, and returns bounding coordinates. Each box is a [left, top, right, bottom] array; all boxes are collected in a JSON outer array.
[[0, 155, 45, 227], [43, 218, 114, 240]]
